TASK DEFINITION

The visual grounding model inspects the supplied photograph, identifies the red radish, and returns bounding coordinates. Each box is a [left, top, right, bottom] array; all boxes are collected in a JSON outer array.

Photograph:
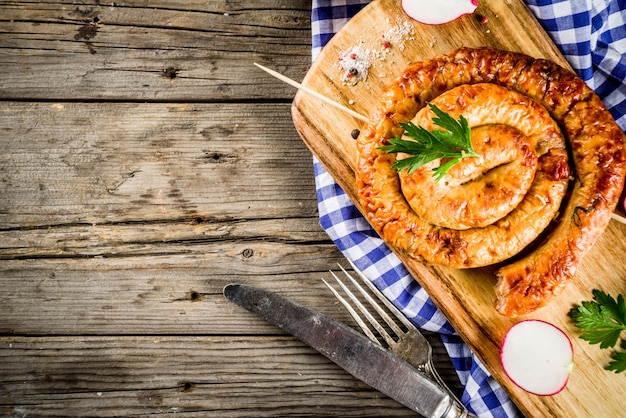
[[401, 0, 479, 25], [500, 320, 573, 396]]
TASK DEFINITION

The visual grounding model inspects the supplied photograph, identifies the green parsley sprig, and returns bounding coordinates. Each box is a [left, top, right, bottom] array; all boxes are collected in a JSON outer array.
[[378, 103, 478, 182], [568, 289, 626, 373]]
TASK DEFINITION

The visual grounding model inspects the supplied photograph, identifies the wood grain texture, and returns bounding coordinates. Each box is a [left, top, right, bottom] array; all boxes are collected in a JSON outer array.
[[292, 0, 626, 417], [0, 0, 310, 101], [0, 102, 318, 226], [0, 336, 418, 417], [0, 1, 466, 415]]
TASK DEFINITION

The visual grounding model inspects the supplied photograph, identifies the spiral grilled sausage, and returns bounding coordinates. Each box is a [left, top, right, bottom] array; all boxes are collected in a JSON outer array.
[[356, 47, 626, 317]]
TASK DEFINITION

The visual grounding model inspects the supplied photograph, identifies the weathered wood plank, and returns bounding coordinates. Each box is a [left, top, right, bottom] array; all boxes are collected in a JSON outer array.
[[0, 259, 464, 412], [0, 0, 312, 100], [0, 336, 418, 417], [0, 243, 348, 335], [0, 2, 467, 415], [0, 217, 329, 258], [0, 102, 319, 227]]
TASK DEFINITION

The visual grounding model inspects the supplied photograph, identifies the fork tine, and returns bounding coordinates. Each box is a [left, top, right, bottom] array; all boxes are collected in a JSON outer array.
[[329, 270, 396, 347], [322, 278, 379, 344], [327, 263, 474, 417], [336, 265, 405, 340], [345, 259, 415, 330]]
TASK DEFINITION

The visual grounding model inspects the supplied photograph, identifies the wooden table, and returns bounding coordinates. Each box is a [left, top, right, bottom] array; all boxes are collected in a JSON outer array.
[[0, 1, 463, 416]]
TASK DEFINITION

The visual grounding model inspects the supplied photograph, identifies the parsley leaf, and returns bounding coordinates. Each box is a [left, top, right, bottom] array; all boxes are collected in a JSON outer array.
[[569, 289, 626, 373], [378, 103, 477, 182], [607, 341, 626, 374], [568, 290, 626, 349]]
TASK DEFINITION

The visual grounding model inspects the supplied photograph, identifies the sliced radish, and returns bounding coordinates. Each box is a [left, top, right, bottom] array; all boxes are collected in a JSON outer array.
[[401, 0, 479, 25], [500, 320, 573, 396]]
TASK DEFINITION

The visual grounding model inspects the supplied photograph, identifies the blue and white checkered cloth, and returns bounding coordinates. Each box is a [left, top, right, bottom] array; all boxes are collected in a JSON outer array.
[[311, 1, 626, 417]]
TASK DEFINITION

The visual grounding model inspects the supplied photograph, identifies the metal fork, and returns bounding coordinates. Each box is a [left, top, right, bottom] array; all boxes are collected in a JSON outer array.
[[323, 262, 475, 418]]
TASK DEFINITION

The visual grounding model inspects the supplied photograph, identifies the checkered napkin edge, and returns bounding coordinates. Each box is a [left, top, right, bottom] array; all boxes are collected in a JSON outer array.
[[310, 1, 626, 417]]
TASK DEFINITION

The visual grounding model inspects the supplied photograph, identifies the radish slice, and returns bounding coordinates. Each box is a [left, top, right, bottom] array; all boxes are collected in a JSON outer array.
[[500, 320, 574, 396], [401, 0, 479, 25]]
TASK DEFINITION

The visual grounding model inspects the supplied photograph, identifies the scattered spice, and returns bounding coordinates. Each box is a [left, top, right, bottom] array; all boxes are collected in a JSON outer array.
[[476, 14, 488, 24], [381, 20, 414, 51], [338, 45, 371, 85], [351, 129, 360, 139], [336, 18, 415, 85]]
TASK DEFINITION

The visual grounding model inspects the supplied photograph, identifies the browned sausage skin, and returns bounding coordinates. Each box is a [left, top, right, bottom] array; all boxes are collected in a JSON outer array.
[[356, 47, 626, 317]]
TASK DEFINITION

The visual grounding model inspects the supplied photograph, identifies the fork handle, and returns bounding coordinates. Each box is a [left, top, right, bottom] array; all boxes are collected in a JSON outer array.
[[423, 365, 475, 418]]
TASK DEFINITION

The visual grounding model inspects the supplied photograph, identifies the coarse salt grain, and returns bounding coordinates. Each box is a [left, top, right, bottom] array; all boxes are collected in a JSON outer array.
[[336, 19, 415, 85], [337, 45, 371, 85], [383, 20, 414, 45]]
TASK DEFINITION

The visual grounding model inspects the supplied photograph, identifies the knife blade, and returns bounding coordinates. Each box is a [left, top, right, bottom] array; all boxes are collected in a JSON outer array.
[[223, 283, 466, 418]]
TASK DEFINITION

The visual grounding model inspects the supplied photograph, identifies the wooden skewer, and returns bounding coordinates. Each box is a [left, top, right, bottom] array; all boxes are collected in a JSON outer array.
[[255, 62, 626, 229], [253, 62, 370, 123], [612, 212, 626, 225]]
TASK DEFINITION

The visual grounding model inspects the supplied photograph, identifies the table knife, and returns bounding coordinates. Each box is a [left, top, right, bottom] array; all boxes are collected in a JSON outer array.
[[223, 283, 470, 418]]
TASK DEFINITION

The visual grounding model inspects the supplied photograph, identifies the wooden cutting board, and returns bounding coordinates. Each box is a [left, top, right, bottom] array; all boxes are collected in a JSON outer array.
[[292, 0, 626, 416]]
